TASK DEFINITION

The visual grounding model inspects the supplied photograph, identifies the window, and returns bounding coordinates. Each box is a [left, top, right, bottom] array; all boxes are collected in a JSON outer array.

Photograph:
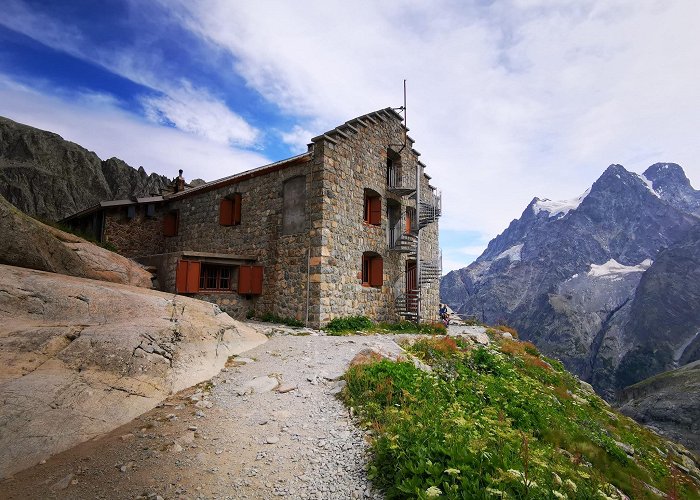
[[127, 206, 136, 219], [163, 210, 179, 237], [406, 207, 416, 233], [219, 193, 242, 226], [361, 252, 383, 287], [146, 204, 156, 218], [238, 265, 264, 295], [363, 190, 381, 226], [199, 265, 233, 291]]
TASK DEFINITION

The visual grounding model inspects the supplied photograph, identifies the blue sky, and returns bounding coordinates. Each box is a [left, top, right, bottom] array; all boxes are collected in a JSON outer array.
[[1, 0, 699, 272]]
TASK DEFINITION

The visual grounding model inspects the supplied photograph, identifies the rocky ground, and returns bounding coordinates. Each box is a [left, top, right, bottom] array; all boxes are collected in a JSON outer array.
[[0, 324, 486, 499]]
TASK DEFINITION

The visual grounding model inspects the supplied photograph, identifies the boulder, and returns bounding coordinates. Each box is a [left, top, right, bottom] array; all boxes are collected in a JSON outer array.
[[0, 194, 152, 287], [0, 264, 267, 478]]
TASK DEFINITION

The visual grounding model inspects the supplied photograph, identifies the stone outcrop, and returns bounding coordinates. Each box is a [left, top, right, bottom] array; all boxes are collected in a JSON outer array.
[[618, 361, 700, 454], [0, 194, 153, 288], [0, 116, 169, 221], [0, 264, 267, 479]]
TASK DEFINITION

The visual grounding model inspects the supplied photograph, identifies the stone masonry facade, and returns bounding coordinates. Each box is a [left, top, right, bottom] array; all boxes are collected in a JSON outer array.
[[64, 108, 441, 328]]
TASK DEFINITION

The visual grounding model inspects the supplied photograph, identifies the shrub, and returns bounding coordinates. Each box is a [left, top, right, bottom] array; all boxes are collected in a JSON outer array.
[[325, 315, 373, 333], [258, 312, 304, 327]]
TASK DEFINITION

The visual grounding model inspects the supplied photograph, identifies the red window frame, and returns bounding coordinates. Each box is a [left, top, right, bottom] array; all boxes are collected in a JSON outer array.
[[219, 193, 242, 226], [199, 265, 234, 291], [363, 193, 381, 226], [361, 253, 383, 287]]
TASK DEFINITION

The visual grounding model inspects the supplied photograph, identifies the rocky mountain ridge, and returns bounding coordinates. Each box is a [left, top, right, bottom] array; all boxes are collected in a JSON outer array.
[[441, 163, 700, 401], [0, 116, 171, 221]]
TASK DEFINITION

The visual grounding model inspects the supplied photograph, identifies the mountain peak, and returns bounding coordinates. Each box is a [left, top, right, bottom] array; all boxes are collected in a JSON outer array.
[[643, 162, 691, 190]]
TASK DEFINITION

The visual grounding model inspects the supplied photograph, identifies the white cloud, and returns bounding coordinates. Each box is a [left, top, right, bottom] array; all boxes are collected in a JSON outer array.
[[171, 0, 700, 244], [279, 125, 314, 153], [141, 82, 260, 147], [0, 76, 269, 182]]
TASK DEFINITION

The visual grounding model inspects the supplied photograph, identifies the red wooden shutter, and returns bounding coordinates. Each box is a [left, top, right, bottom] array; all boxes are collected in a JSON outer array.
[[233, 193, 242, 225], [369, 196, 381, 225], [186, 261, 200, 293], [176, 260, 200, 293], [370, 256, 383, 287], [219, 199, 233, 225], [176, 260, 189, 293], [164, 212, 178, 236], [238, 265, 252, 294], [250, 266, 263, 295]]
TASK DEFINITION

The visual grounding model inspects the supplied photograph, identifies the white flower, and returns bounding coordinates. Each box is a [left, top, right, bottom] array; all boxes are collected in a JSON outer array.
[[565, 479, 578, 492], [553, 473, 562, 486], [444, 468, 461, 476], [553, 491, 567, 499], [426, 486, 442, 497]]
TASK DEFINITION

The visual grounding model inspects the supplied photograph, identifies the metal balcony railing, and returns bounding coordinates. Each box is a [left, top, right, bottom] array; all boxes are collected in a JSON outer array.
[[387, 166, 417, 197]]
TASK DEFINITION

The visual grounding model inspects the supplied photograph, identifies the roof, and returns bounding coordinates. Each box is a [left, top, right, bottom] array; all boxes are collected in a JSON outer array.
[[165, 151, 313, 201], [61, 196, 165, 222]]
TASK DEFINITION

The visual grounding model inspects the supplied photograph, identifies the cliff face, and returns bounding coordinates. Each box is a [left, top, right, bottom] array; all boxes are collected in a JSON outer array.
[[618, 361, 700, 454], [441, 163, 700, 400], [0, 116, 170, 221]]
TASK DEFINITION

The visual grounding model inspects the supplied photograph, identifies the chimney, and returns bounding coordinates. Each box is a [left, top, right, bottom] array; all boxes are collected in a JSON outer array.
[[175, 169, 185, 193]]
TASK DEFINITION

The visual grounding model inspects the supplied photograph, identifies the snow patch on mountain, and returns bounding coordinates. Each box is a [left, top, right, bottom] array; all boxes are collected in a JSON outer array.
[[638, 173, 661, 198], [532, 188, 590, 218], [496, 244, 523, 262], [587, 259, 653, 279]]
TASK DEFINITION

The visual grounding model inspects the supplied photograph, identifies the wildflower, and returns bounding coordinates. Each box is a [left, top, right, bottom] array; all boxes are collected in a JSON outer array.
[[552, 473, 562, 486], [553, 491, 567, 499], [425, 485, 442, 497], [507, 469, 524, 479], [485, 487, 505, 497], [565, 479, 577, 492], [444, 468, 461, 476], [596, 491, 616, 500]]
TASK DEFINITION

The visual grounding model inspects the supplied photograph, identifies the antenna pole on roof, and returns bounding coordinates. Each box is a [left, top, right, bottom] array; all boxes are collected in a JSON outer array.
[[403, 79, 407, 149]]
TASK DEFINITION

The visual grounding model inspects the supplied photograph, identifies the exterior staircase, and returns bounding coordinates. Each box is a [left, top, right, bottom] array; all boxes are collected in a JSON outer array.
[[395, 290, 419, 321]]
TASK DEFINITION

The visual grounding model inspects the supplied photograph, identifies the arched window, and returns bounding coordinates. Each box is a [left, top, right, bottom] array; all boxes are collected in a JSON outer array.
[[361, 251, 383, 287]]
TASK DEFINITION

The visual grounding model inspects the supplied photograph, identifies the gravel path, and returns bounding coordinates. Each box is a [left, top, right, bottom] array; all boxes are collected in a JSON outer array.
[[0, 327, 423, 500]]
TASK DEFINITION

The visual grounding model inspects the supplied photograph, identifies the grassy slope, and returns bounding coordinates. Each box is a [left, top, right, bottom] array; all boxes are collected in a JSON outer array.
[[343, 335, 700, 499]]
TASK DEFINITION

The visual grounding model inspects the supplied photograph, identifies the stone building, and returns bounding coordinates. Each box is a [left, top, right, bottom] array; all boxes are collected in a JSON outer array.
[[63, 108, 442, 327]]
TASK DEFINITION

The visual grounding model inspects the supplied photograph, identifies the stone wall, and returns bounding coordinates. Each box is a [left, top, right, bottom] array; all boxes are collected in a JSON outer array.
[[160, 159, 320, 323], [309, 110, 441, 326], [104, 205, 166, 258]]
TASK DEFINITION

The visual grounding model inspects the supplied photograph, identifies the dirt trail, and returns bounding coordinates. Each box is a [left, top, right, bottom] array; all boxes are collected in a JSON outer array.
[[0, 329, 418, 500]]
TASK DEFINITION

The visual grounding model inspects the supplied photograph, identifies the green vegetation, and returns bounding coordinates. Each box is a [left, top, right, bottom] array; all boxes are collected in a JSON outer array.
[[257, 312, 304, 328], [326, 315, 374, 334], [343, 336, 699, 499], [326, 316, 447, 336]]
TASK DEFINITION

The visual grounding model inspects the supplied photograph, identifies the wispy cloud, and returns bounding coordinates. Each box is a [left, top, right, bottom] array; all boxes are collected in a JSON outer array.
[[141, 82, 260, 147]]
